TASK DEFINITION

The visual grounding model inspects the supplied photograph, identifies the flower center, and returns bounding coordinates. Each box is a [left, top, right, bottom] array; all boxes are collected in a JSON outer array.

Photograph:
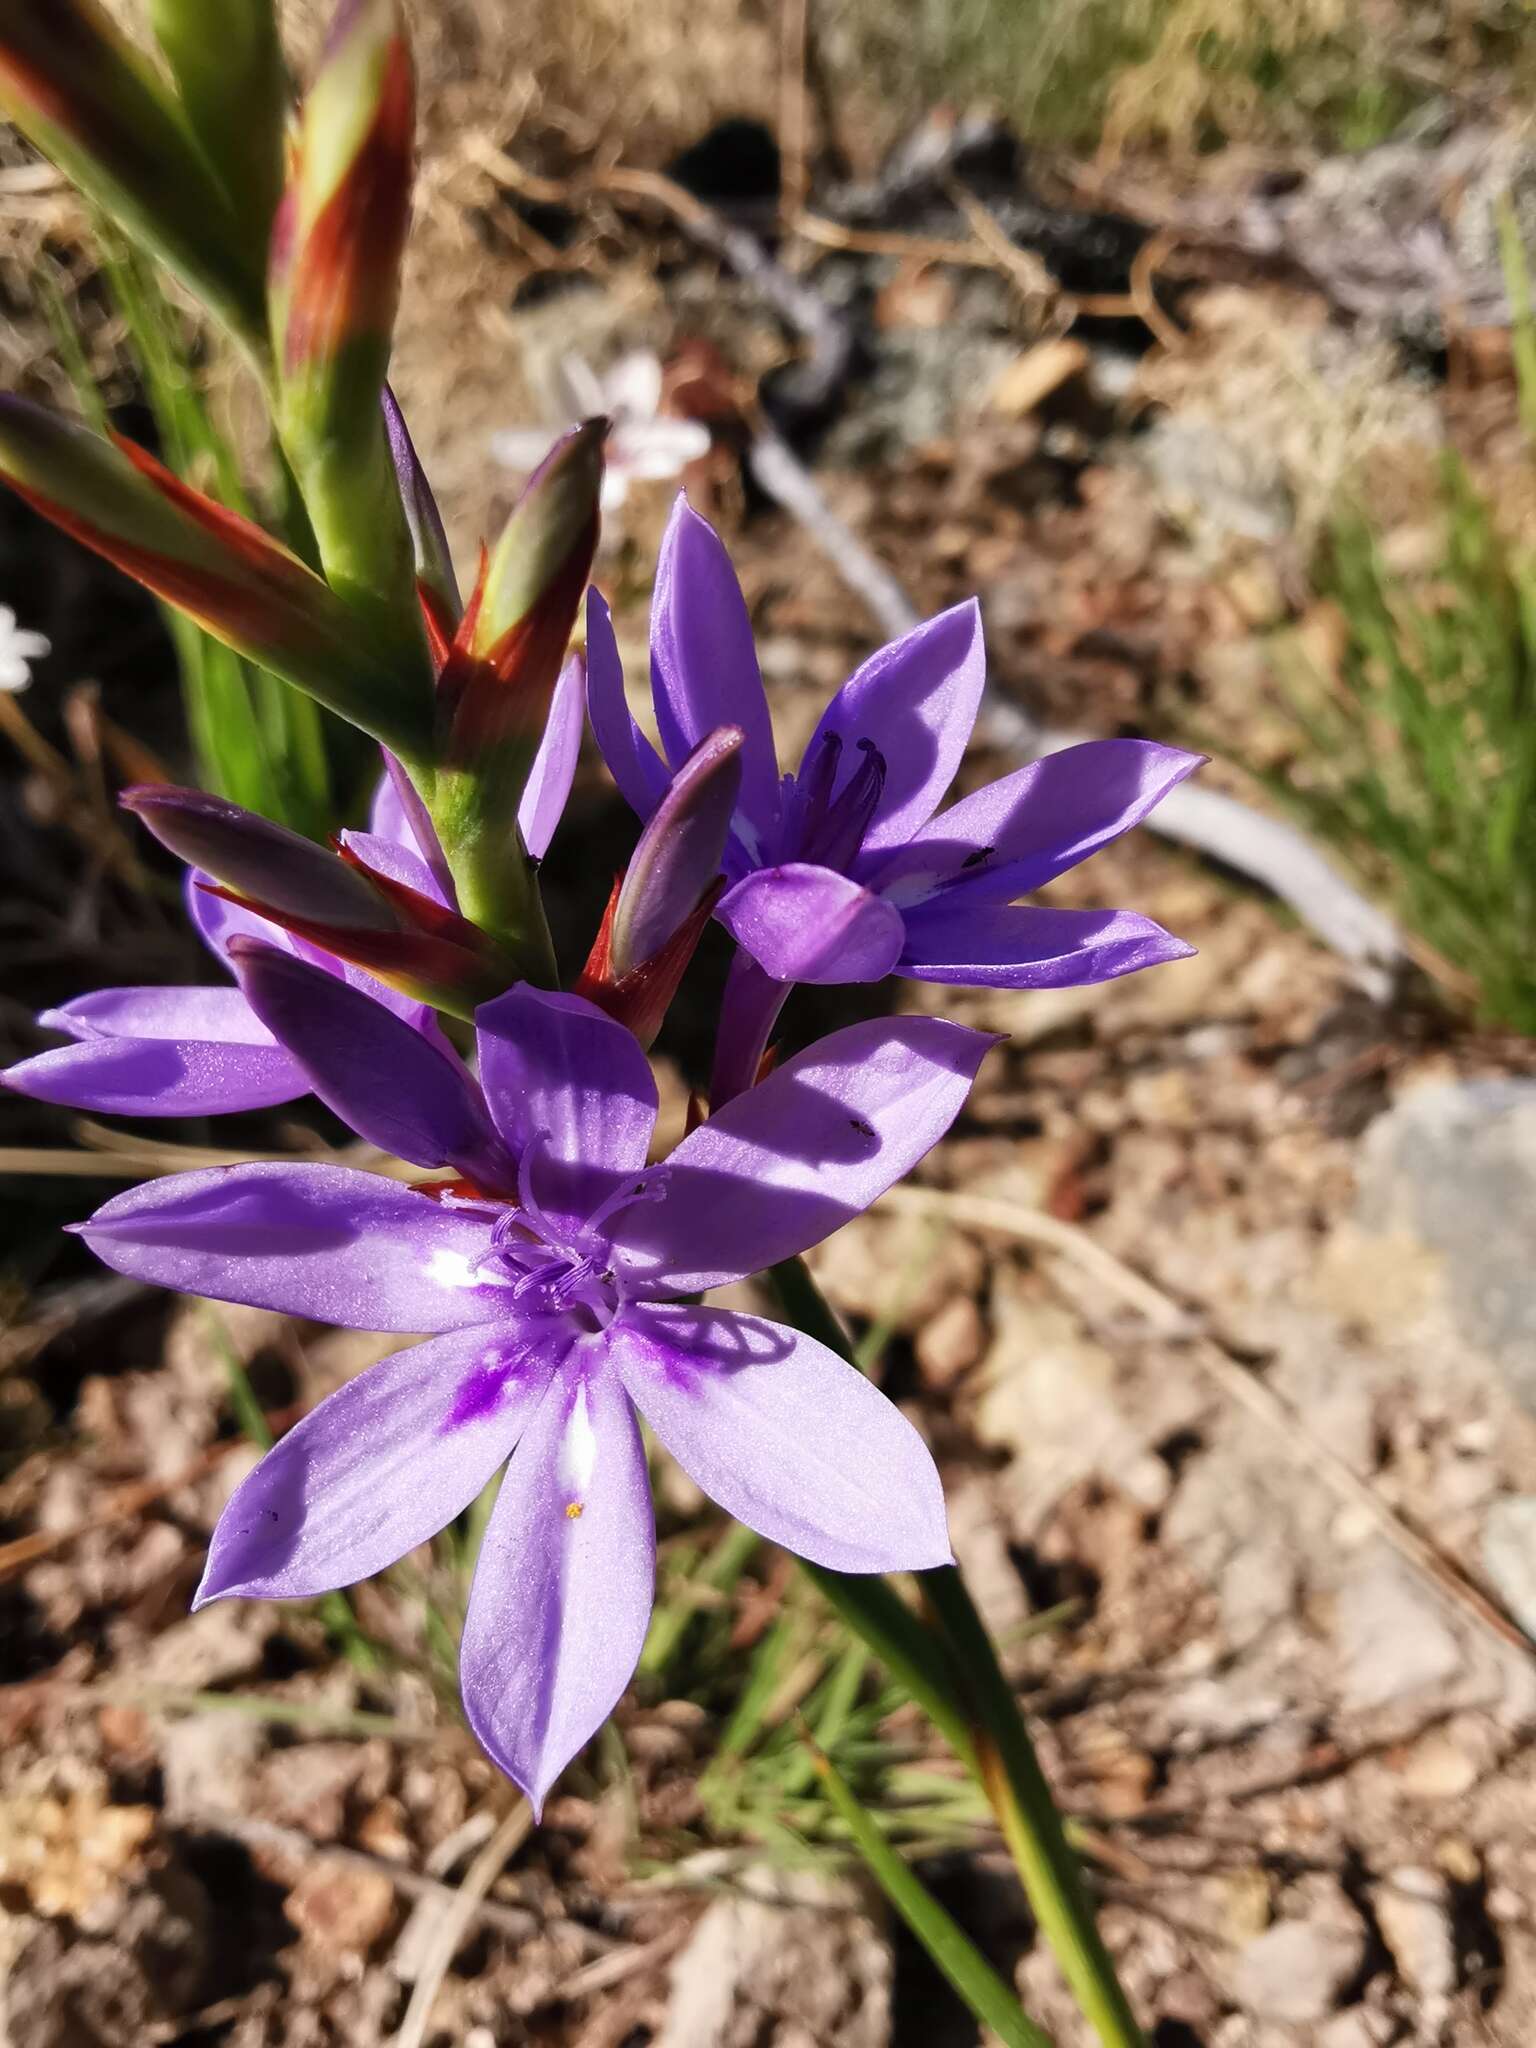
[[783, 731, 887, 872], [461, 1133, 665, 1328]]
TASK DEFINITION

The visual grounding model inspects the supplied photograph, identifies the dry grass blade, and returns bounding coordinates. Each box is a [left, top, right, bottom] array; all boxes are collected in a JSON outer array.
[[393, 1801, 535, 2048]]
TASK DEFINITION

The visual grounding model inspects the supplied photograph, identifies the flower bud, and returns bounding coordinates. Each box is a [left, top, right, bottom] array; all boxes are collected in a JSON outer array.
[[0, 397, 431, 756], [150, 0, 287, 250], [122, 785, 511, 1019], [383, 385, 459, 644], [609, 727, 742, 976], [271, 0, 421, 636], [575, 727, 743, 1046], [0, 0, 265, 346]]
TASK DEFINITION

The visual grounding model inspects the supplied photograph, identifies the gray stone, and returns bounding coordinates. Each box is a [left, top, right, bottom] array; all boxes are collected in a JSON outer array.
[[1357, 1079, 1536, 1411], [1229, 1915, 1367, 2024]]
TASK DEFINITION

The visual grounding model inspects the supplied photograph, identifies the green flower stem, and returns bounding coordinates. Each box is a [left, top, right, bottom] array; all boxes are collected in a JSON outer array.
[[807, 1735, 1056, 2048], [766, 1255, 1144, 2048], [921, 1567, 1145, 2048]]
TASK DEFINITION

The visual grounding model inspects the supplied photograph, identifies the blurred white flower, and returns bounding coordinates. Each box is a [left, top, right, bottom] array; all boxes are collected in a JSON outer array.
[[492, 351, 711, 517], [0, 605, 49, 692]]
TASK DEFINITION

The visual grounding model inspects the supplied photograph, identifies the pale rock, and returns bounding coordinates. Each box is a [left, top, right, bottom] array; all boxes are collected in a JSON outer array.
[[975, 1280, 1201, 1536], [160, 1712, 264, 1822], [1333, 1553, 1461, 1710], [806, 1209, 983, 1335], [654, 1867, 889, 2048], [1481, 1495, 1536, 1640], [914, 1295, 985, 1388], [1400, 1730, 1479, 1800], [944, 1477, 1032, 1641], [1356, 1078, 1536, 1409], [1228, 1914, 1367, 2023], [128, 1599, 266, 1692], [1374, 1865, 1456, 2001]]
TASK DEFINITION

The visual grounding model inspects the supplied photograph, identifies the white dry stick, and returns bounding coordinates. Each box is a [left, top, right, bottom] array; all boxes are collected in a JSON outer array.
[[393, 1801, 535, 2048], [748, 425, 1405, 984]]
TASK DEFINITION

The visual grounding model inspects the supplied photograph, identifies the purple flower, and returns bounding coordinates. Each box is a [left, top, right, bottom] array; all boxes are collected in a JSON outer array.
[[1, 792, 445, 1120], [589, 498, 1202, 1095], [73, 956, 990, 1809]]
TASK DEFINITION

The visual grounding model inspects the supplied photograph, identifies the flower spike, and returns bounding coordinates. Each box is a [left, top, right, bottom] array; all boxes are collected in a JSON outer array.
[[0, 398, 433, 756], [270, 0, 424, 652], [0, 0, 266, 347]]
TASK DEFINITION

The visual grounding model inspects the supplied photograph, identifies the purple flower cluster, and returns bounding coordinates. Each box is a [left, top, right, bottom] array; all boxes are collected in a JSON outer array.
[[5, 493, 1200, 1811]]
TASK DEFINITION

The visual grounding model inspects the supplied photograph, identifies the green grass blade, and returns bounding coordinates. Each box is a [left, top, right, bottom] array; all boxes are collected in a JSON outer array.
[[807, 1735, 1056, 2048]]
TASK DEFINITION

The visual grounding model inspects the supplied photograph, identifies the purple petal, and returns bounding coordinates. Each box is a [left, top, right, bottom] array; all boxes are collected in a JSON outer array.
[[585, 588, 668, 819], [519, 650, 586, 862], [460, 1361, 654, 1814], [610, 1016, 995, 1293], [898, 901, 1195, 988], [649, 499, 781, 853], [40, 985, 276, 1045], [476, 986, 657, 1228], [367, 755, 457, 907], [337, 827, 450, 910], [809, 601, 986, 860], [6, 985, 306, 1117], [382, 386, 461, 614], [4, 1035, 306, 1118], [197, 1326, 557, 1603], [229, 942, 510, 1183], [869, 739, 1204, 904], [611, 726, 742, 975], [186, 867, 291, 962], [715, 864, 905, 984], [612, 1305, 951, 1572], [76, 1164, 512, 1332]]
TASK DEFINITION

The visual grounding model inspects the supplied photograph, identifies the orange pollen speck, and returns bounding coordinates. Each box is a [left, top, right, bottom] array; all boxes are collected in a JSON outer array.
[[565, 1501, 584, 1520]]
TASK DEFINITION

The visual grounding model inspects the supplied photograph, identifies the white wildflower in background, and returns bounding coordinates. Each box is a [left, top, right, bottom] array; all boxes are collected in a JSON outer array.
[[492, 351, 711, 517], [0, 605, 49, 691]]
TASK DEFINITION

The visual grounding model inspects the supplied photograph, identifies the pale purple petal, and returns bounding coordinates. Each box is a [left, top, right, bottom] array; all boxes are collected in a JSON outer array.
[[715, 864, 905, 984], [476, 987, 657, 1227], [868, 739, 1204, 904], [585, 588, 669, 819], [898, 901, 1195, 988], [76, 1164, 512, 1332], [196, 1326, 558, 1603], [3, 1034, 306, 1117], [610, 1016, 995, 1292], [611, 1305, 951, 1572], [367, 754, 457, 906], [382, 385, 460, 613], [185, 867, 291, 962], [806, 601, 984, 861], [518, 651, 585, 862], [337, 828, 449, 908], [40, 985, 276, 1046], [230, 942, 511, 1183], [460, 1360, 654, 1815], [650, 499, 781, 852], [8, 985, 306, 1116]]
